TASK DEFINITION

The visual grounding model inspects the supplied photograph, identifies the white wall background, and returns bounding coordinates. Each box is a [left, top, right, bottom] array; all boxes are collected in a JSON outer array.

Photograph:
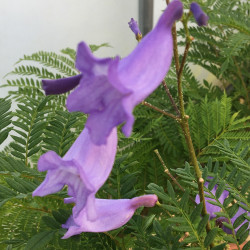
[[0, 0, 219, 98], [0, 0, 139, 97]]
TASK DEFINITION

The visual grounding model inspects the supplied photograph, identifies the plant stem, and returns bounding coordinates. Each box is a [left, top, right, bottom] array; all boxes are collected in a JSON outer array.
[[171, 12, 214, 243], [162, 80, 180, 116], [154, 149, 196, 204], [179, 42, 190, 79], [141, 101, 179, 121], [154, 149, 184, 192], [172, 22, 180, 75]]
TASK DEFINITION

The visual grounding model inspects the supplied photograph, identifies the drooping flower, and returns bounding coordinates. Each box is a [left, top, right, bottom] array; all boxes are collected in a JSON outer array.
[[190, 2, 209, 26], [62, 194, 158, 238], [195, 182, 249, 234], [42, 0, 183, 145], [128, 18, 142, 41], [33, 127, 117, 220]]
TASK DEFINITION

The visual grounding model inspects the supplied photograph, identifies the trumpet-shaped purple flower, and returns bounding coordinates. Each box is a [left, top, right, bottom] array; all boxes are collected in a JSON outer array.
[[128, 18, 142, 41], [196, 182, 249, 234], [33, 127, 117, 220], [190, 2, 209, 26], [42, 0, 183, 145], [62, 194, 158, 238]]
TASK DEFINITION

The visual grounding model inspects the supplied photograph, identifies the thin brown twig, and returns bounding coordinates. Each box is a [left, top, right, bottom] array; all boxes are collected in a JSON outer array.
[[14, 204, 51, 213], [162, 80, 180, 116], [154, 149, 196, 204], [172, 23, 180, 76], [178, 41, 191, 79], [141, 101, 180, 121]]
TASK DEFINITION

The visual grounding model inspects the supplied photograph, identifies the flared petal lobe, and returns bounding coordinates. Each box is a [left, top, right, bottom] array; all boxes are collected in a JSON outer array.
[[66, 0, 183, 145], [190, 2, 209, 26], [33, 127, 117, 219], [62, 194, 158, 238]]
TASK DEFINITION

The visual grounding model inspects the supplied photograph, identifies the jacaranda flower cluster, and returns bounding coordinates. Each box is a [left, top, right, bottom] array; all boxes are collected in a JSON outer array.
[[33, 0, 183, 238]]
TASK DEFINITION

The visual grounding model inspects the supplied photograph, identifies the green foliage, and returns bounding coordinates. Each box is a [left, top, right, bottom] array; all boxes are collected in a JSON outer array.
[[186, 93, 250, 162], [0, 98, 12, 145], [181, 0, 250, 115]]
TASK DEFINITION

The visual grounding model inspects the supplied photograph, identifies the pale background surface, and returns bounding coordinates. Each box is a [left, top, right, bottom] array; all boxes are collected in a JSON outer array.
[[0, 0, 139, 97], [0, 0, 216, 98], [0, 0, 217, 149]]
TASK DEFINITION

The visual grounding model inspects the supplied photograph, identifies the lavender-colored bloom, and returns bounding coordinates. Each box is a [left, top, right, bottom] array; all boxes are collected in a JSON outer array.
[[195, 182, 229, 219], [62, 194, 158, 238], [128, 18, 142, 41], [190, 2, 209, 26], [42, 0, 183, 145], [33, 127, 117, 220], [196, 182, 249, 234]]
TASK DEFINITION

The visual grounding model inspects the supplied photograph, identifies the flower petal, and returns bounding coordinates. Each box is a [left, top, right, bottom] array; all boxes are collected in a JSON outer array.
[[195, 182, 229, 219], [42, 74, 82, 95], [64, 127, 117, 191], [62, 194, 158, 238], [75, 42, 112, 77]]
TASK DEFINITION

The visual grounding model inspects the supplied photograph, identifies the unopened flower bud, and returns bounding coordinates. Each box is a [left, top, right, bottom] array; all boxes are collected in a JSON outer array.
[[190, 2, 209, 26], [128, 18, 142, 41]]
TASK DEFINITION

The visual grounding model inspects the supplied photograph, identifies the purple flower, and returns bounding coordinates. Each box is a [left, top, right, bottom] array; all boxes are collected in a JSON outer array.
[[196, 182, 249, 234], [33, 127, 117, 220], [195, 182, 229, 219], [62, 194, 158, 238], [128, 18, 142, 41], [190, 2, 209, 26], [42, 0, 183, 145]]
